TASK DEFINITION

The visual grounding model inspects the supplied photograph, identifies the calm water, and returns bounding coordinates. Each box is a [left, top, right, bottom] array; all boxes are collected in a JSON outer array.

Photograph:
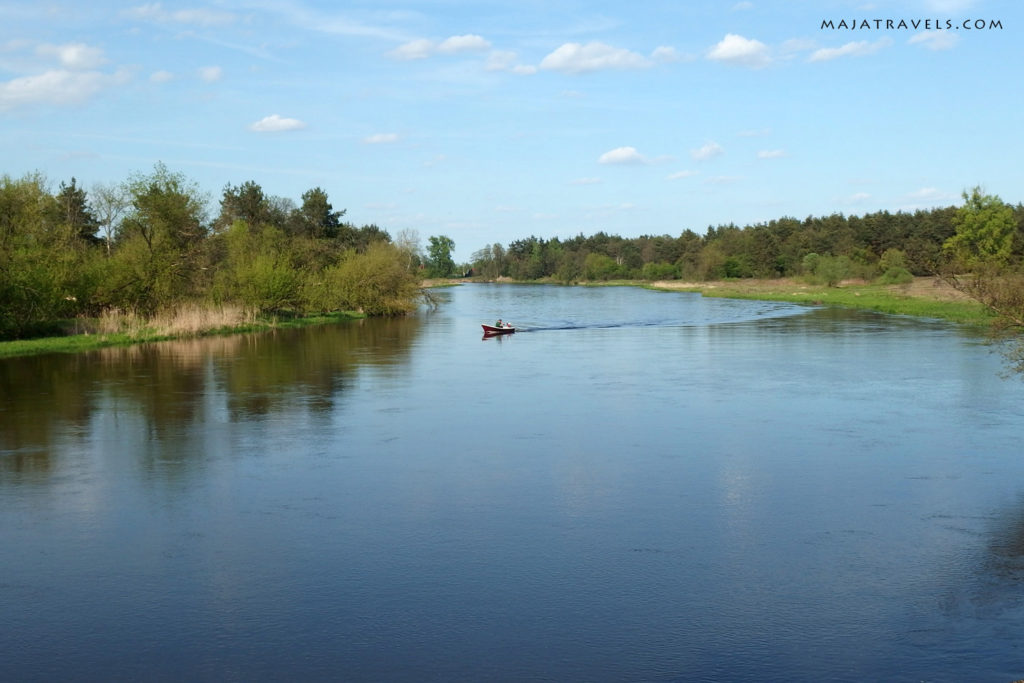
[[2, 284, 1024, 682]]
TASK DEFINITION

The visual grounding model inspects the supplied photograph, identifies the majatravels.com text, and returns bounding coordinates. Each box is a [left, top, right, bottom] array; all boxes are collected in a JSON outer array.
[[821, 18, 1003, 30]]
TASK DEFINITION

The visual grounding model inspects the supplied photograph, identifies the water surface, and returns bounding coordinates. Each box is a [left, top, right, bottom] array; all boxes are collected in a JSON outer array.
[[2, 284, 1023, 681]]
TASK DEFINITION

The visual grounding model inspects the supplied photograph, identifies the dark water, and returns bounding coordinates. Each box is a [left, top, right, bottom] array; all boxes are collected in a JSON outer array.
[[2, 284, 1023, 682]]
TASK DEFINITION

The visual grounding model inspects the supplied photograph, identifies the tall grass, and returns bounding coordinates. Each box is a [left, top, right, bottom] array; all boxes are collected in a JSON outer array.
[[0, 303, 289, 358], [89, 303, 258, 338]]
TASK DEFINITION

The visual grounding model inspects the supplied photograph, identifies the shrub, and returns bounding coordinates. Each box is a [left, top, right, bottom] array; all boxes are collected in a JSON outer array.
[[641, 261, 679, 280]]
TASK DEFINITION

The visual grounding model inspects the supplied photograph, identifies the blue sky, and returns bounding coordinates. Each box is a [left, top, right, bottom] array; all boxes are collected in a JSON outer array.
[[1, 0, 1020, 262]]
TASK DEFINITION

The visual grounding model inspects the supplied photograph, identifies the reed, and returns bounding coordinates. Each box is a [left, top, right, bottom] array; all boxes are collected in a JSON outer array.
[[0, 304, 357, 358]]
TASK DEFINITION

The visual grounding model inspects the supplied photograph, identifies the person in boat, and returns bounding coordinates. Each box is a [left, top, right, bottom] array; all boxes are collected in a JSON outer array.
[[496, 318, 503, 327]]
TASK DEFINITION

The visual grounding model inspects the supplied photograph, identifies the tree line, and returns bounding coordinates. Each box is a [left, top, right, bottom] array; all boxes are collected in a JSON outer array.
[[469, 186, 1024, 371], [0, 164, 457, 340], [470, 197, 1024, 286]]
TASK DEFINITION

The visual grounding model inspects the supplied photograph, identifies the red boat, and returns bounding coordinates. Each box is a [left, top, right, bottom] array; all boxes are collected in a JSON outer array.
[[482, 323, 515, 335]]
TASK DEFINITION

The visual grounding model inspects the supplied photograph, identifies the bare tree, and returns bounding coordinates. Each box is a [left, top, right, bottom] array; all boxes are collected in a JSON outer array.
[[90, 182, 129, 255]]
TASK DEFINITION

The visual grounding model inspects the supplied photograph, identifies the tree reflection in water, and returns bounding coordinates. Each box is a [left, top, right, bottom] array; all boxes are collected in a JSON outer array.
[[0, 316, 423, 479]]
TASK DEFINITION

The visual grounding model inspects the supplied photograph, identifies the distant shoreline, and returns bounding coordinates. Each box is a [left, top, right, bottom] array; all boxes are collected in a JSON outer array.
[[448, 276, 993, 326], [1, 277, 992, 360]]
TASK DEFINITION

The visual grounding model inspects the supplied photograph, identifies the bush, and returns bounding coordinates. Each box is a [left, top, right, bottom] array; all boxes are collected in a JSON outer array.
[[315, 242, 420, 315], [802, 253, 851, 287], [878, 267, 914, 285], [641, 261, 679, 280]]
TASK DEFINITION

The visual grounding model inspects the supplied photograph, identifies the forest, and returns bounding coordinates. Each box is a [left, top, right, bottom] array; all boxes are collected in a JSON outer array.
[[469, 197, 1024, 285]]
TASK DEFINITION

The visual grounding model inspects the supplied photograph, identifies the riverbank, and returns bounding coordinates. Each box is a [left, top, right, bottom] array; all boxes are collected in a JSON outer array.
[[644, 276, 993, 325], [468, 275, 993, 326], [0, 309, 364, 359], [0, 276, 994, 359]]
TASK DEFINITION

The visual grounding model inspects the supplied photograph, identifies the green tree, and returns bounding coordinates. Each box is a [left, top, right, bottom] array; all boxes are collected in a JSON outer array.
[[103, 163, 209, 313], [425, 235, 456, 277], [290, 187, 344, 239], [216, 180, 273, 231], [55, 177, 100, 245], [877, 248, 913, 284], [313, 242, 421, 315], [582, 252, 619, 280], [213, 221, 301, 312], [0, 174, 101, 337], [944, 187, 1017, 268]]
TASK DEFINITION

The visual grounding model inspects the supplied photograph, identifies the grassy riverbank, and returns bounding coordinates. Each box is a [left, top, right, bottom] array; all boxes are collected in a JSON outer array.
[[644, 276, 994, 325], [0, 306, 363, 359]]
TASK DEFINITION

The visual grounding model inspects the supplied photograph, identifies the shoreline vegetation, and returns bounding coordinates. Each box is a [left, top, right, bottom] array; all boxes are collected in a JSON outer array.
[[489, 275, 993, 324], [0, 305, 364, 359], [0, 276, 990, 360], [1, 169, 1016, 360]]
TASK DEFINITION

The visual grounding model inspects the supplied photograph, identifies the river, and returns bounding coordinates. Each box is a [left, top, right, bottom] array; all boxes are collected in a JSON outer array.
[[2, 284, 1023, 681]]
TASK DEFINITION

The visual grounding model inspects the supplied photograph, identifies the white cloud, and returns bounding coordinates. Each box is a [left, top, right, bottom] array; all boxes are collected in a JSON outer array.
[[732, 1, 755, 10], [390, 35, 494, 61], [149, 70, 174, 83], [757, 149, 786, 159], [540, 41, 652, 74], [667, 170, 698, 180], [707, 34, 771, 68], [808, 37, 891, 62], [486, 50, 536, 74], [848, 192, 872, 203], [485, 50, 516, 70], [0, 68, 129, 111], [691, 141, 724, 161], [198, 65, 222, 82], [125, 3, 236, 27], [704, 175, 742, 185], [598, 146, 647, 164], [389, 38, 434, 60], [651, 46, 686, 63], [171, 8, 237, 26], [908, 31, 959, 50], [437, 34, 491, 54], [36, 43, 107, 70], [907, 187, 943, 200], [570, 177, 602, 185], [364, 132, 398, 144], [249, 114, 307, 132]]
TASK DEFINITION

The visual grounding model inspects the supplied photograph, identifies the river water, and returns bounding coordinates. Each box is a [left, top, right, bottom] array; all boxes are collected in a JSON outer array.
[[2, 284, 1023, 681]]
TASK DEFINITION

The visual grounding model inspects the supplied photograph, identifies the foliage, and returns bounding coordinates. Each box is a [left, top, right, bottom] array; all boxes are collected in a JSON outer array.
[[937, 190, 1024, 374], [425, 235, 456, 277], [641, 261, 679, 281], [801, 253, 850, 286], [213, 221, 302, 312], [316, 242, 421, 315], [292, 186, 345, 239], [944, 187, 1016, 268], [0, 165, 422, 341], [101, 163, 210, 314], [468, 205, 996, 285], [0, 173, 103, 337]]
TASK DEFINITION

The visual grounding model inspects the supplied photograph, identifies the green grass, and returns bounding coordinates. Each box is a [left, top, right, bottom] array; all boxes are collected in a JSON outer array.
[[646, 281, 994, 325]]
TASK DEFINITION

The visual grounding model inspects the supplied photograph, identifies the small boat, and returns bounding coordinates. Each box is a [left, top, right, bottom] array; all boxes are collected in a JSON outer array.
[[482, 323, 515, 335]]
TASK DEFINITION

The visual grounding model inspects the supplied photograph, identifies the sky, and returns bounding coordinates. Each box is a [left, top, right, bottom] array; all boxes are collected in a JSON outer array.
[[1, 0, 1021, 262]]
